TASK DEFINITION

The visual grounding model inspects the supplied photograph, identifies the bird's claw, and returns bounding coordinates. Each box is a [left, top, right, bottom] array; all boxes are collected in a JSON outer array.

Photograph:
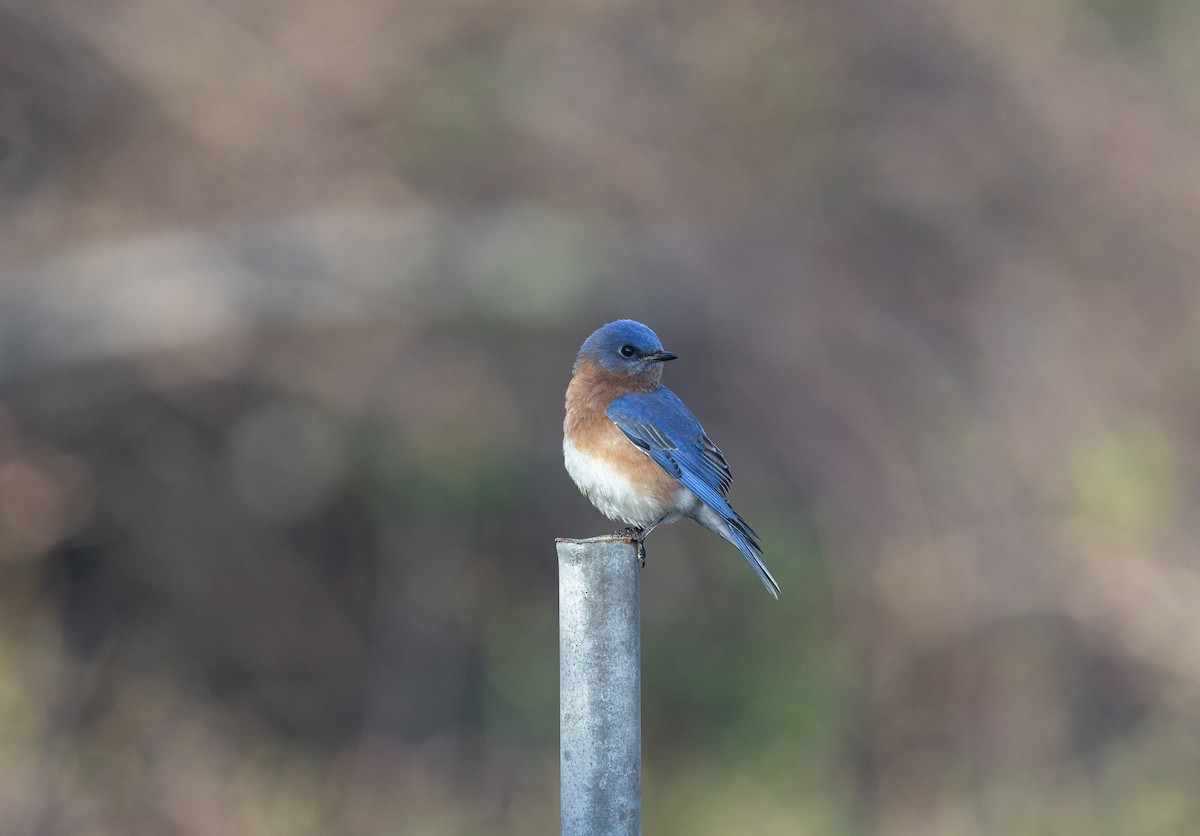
[[614, 527, 647, 568]]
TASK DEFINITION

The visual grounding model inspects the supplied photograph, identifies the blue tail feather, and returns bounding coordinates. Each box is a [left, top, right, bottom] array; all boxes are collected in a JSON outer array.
[[725, 511, 779, 599]]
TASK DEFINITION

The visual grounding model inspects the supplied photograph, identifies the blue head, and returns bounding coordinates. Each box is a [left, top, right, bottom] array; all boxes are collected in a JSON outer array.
[[574, 319, 677, 381]]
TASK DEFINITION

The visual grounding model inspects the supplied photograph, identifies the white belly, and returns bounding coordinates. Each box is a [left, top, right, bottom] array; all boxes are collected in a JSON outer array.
[[563, 437, 675, 529]]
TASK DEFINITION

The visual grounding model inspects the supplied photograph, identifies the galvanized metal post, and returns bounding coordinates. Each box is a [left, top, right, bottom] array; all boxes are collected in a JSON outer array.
[[557, 535, 641, 836]]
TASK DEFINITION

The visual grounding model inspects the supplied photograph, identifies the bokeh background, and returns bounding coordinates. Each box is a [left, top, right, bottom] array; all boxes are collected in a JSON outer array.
[[2, 1, 1200, 833]]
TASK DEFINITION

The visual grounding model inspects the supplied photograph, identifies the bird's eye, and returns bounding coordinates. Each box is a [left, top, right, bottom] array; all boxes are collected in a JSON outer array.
[[619, 345, 637, 358]]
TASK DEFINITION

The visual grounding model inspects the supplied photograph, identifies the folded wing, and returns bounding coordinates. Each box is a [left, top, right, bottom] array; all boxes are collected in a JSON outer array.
[[606, 389, 777, 597]]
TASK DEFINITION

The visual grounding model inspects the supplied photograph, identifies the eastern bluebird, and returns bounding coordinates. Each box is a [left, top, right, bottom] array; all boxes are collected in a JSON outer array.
[[563, 319, 780, 598]]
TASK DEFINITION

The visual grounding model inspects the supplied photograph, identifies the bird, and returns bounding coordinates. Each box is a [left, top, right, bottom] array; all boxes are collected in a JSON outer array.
[[563, 319, 779, 598]]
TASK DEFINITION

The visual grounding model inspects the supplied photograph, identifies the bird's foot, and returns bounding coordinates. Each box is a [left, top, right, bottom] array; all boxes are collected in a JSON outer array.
[[615, 527, 647, 568]]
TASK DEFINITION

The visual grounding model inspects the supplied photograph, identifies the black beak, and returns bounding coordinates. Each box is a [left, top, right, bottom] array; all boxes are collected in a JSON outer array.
[[645, 350, 678, 362]]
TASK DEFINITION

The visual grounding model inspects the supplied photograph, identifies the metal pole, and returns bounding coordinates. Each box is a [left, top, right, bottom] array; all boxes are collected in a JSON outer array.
[[557, 535, 641, 836]]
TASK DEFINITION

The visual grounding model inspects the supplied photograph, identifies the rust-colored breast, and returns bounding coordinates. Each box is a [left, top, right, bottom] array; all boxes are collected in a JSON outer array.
[[564, 361, 681, 508]]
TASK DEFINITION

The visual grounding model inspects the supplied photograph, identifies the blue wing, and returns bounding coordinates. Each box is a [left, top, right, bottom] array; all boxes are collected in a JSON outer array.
[[606, 388, 778, 597]]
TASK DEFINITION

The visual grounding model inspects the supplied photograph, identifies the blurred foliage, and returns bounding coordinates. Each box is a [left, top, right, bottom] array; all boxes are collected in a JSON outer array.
[[2, 0, 1200, 833]]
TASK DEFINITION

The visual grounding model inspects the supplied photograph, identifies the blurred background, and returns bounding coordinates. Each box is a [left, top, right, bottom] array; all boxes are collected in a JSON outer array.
[[2, 0, 1200, 833]]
